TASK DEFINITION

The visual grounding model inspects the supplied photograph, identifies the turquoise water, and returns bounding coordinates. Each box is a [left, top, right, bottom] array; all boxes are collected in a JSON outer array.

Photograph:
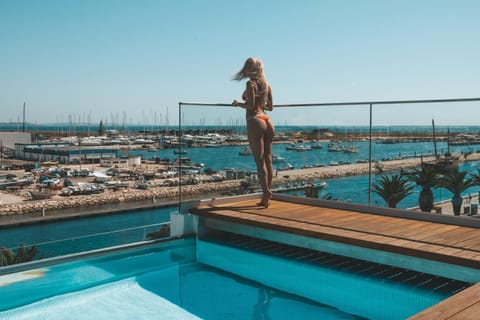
[[0, 237, 457, 320], [0, 206, 174, 256], [130, 141, 480, 207], [132, 140, 463, 172]]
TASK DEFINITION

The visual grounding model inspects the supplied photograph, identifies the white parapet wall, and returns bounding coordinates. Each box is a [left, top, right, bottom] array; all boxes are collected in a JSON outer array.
[[170, 212, 198, 238]]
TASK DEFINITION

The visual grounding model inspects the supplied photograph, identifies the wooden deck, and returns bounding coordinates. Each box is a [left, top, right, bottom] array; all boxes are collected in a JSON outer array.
[[190, 194, 480, 320]]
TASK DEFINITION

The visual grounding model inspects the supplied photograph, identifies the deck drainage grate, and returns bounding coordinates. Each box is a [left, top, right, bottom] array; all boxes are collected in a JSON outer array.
[[200, 231, 474, 296]]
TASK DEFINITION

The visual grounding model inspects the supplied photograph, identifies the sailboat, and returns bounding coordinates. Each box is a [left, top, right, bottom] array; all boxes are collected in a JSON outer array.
[[422, 119, 459, 174]]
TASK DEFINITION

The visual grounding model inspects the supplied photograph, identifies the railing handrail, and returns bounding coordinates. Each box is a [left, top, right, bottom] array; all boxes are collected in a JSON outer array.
[[177, 97, 480, 209], [3, 222, 169, 252], [179, 97, 480, 108]]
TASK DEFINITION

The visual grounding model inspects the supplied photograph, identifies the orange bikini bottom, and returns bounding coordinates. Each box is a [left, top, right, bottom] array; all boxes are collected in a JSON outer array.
[[256, 114, 270, 122]]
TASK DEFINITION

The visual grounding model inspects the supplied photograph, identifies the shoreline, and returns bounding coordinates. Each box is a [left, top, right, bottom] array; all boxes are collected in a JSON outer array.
[[1, 153, 480, 224]]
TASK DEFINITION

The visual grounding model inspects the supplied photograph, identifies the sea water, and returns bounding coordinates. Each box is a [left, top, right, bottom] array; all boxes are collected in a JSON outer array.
[[0, 206, 174, 257]]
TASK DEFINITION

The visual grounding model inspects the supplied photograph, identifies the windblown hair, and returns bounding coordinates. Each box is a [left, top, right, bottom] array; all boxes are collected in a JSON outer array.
[[233, 57, 269, 106], [233, 57, 265, 81]]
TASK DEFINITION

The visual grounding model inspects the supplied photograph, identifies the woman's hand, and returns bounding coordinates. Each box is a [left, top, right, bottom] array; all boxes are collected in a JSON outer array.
[[232, 99, 240, 106]]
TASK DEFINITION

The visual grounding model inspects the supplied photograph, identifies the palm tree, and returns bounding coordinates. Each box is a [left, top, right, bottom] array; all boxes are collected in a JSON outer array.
[[372, 174, 414, 208], [470, 168, 480, 186], [403, 164, 440, 213], [437, 169, 474, 216], [0, 244, 39, 266]]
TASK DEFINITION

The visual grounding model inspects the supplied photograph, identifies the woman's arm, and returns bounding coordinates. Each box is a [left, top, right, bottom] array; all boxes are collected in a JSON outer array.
[[232, 81, 256, 110], [244, 80, 256, 111], [264, 85, 273, 111]]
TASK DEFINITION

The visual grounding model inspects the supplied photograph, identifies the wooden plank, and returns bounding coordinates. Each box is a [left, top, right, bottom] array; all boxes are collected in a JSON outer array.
[[408, 283, 480, 320], [191, 198, 480, 267], [449, 302, 480, 320]]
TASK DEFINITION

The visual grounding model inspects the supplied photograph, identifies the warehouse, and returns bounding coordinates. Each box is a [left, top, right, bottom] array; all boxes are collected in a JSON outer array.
[[15, 143, 118, 164]]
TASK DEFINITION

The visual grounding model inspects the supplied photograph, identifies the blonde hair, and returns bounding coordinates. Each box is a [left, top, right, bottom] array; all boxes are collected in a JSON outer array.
[[233, 57, 265, 81], [233, 57, 269, 106]]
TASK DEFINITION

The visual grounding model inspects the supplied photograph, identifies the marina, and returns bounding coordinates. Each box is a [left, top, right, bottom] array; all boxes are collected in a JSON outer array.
[[2, 128, 480, 218], [2, 124, 480, 320]]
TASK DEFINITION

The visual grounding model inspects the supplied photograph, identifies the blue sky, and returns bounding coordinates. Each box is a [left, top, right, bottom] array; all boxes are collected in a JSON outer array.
[[1, 0, 479, 127]]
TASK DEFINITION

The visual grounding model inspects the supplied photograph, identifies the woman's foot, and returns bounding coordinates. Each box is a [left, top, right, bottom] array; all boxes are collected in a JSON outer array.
[[257, 194, 271, 208], [256, 200, 269, 208]]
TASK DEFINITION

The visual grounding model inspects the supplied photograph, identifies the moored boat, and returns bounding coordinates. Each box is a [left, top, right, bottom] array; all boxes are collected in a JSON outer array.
[[238, 146, 252, 156], [27, 190, 57, 200], [285, 144, 312, 152]]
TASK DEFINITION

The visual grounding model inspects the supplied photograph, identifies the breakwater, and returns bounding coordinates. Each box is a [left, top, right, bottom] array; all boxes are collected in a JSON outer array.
[[0, 180, 242, 219]]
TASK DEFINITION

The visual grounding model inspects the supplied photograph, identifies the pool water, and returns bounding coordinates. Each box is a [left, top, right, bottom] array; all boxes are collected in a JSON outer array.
[[0, 236, 469, 320]]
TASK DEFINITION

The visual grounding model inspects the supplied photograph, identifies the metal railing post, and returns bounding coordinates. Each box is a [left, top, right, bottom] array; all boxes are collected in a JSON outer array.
[[368, 103, 373, 206], [178, 102, 182, 214]]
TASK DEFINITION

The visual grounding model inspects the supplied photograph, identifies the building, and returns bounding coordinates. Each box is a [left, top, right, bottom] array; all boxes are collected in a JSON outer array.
[[15, 143, 118, 164], [0, 132, 32, 149]]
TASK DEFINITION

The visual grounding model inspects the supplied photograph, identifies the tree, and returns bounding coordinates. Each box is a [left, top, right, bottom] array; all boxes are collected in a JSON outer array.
[[403, 164, 440, 212], [470, 168, 480, 187], [0, 244, 39, 266], [372, 174, 414, 208], [437, 169, 474, 216]]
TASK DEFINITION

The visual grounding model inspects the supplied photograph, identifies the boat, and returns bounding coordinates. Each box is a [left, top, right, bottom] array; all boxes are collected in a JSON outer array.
[[314, 181, 327, 189], [285, 144, 312, 152], [272, 154, 286, 164], [277, 164, 294, 171], [204, 143, 222, 148], [422, 119, 459, 174], [173, 149, 187, 154], [355, 159, 369, 164], [343, 144, 358, 154], [27, 190, 57, 200], [327, 143, 343, 152], [238, 146, 252, 156], [310, 143, 323, 149], [422, 156, 459, 174], [272, 154, 294, 170]]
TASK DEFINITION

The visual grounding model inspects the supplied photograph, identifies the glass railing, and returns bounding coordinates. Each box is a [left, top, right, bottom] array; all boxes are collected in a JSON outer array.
[[0, 221, 170, 266], [177, 98, 480, 215]]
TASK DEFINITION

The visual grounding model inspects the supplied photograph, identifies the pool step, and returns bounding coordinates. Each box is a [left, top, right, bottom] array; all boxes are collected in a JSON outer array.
[[201, 231, 472, 296]]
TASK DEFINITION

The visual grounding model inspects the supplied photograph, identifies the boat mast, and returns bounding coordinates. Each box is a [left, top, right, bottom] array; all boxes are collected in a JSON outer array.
[[22, 102, 26, 132]]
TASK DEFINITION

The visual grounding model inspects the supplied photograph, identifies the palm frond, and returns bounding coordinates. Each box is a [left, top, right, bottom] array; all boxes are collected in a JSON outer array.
[[372, 174, 414, 208]]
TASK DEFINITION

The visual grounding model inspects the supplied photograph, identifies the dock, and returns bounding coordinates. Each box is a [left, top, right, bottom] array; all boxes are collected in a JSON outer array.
[[190, 194, 480, 320]]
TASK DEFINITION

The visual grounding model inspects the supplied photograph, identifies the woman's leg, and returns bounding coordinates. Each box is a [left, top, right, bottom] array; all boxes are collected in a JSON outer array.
[[263, 120, 275, 198], [247, 118, 268, 204]]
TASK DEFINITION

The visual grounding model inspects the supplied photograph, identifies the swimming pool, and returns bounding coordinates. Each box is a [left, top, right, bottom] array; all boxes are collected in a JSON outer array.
[[0, 234, 471, 320]]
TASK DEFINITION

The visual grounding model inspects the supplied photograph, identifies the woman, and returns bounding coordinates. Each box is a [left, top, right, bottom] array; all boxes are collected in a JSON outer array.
[[232, 57, 274, 208]]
